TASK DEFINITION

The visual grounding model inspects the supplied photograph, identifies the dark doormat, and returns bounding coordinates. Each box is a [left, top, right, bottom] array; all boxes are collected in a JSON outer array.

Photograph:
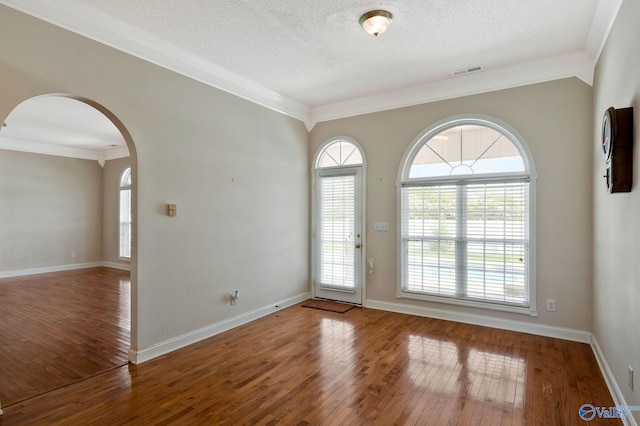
[[302, 299, 357, 313]]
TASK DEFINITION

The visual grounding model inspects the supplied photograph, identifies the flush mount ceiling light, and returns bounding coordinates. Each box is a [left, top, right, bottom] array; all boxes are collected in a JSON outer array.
[[360, 10, 393, 37]]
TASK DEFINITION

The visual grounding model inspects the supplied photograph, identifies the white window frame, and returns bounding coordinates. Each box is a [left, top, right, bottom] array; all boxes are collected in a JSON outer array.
[[397, 115, 537, 316], [119, 167, 132, 260]]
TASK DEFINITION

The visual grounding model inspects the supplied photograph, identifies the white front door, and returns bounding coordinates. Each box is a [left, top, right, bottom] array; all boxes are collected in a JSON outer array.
[[314, 167, 363, 304]]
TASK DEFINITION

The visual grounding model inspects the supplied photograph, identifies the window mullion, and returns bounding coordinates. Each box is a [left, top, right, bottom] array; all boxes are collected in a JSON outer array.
[[455, 185, 467, 298]]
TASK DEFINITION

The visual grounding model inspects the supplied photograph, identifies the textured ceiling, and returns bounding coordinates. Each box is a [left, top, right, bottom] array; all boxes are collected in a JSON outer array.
[[0, 96, 127, 160], [0, 0, 622, 155], [3, 97, 124, 150], [77, 0, 598, 106]]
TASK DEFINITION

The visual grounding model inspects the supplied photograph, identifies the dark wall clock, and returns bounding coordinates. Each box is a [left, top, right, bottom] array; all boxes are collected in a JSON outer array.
[[602, 106, 633, 193]]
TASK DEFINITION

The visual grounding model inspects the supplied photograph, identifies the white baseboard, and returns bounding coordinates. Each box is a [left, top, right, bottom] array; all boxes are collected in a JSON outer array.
[[0, 261, 104, 278], [591, 335, 638, 426], [128, 292, 311, 365], [366, 299, 591, 343], [101, 261, 131, 271]]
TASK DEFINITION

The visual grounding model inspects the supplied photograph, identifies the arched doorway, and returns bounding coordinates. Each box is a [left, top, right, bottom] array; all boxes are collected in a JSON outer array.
[[0, 94, 137, 410]]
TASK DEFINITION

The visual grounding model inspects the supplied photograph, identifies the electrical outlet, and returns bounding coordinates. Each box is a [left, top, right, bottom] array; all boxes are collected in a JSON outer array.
[[629, 366, 634, 391], [546, 299, 556, 312], [71, 252, 77, 259], [230, 290, 239, 306]]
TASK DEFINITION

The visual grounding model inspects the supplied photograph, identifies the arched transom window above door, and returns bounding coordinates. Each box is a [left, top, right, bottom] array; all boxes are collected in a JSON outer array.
[[316, 140, 363, 168]]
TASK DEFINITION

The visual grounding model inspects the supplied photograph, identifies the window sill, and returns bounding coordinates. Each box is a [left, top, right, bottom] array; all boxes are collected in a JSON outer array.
[[118, 257, 131, 262], [396, 290, 537, 317]]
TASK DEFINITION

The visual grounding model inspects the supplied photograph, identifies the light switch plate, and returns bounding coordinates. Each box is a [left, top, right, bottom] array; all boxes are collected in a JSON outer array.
[[374, 222, 389, 231]]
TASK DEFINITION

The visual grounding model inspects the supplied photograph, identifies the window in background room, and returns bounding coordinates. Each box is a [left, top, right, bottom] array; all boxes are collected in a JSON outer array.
[[119, 167, 132, 259], [398, 117, 536, 315]]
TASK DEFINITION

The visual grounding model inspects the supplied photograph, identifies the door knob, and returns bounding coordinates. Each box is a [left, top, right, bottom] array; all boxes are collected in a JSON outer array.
[[355, 243, 361, 249]]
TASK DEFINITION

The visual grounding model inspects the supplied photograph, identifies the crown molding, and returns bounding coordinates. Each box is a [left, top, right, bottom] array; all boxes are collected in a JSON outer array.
[[309, 52, 596, 127], [585, 0, 623, 62], [104, 146, 130, 161], [0, 136, 129, 163], [0, 0, 620, 132], [0, 136, 96, 160], [0, 0, 311, 126]]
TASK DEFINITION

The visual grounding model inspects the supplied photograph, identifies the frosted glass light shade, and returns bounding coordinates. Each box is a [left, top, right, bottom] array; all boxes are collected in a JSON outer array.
[[360, 10, 392, 37]]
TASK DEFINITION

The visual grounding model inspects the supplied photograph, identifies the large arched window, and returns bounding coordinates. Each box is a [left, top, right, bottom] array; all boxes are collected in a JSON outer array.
[[398, 116, 536, 315], [119, 167, 132, 259]]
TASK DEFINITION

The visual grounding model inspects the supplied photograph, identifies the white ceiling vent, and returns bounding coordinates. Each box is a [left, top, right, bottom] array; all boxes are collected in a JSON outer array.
[[451, 65, 484, 77]]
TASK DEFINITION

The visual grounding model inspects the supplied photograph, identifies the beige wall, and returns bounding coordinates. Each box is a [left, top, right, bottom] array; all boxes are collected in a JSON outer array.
[[0, 149, 133, 273], [310, 78, 593, 330], [0, 5, 309, 350], [103, 157, 132, 267], [593, 0, 640, 418], [0, 150, 103, 272]]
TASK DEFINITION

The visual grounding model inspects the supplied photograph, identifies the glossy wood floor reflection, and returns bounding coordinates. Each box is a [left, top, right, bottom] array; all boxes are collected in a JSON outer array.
[[1, 301, 618, 425], [0, 267, 130, 406]]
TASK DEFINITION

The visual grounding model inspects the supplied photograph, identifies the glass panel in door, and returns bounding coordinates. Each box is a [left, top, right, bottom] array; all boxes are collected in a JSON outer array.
[[315, 168, 362, 304]]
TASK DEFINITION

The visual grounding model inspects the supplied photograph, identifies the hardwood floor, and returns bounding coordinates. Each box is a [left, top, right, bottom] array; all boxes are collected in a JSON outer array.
[[0, 267, 130, 406], [0, 282, 618, 425]]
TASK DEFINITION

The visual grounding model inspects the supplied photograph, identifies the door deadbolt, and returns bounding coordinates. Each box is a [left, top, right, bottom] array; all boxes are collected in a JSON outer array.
[[355, 243, 361, 249]]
